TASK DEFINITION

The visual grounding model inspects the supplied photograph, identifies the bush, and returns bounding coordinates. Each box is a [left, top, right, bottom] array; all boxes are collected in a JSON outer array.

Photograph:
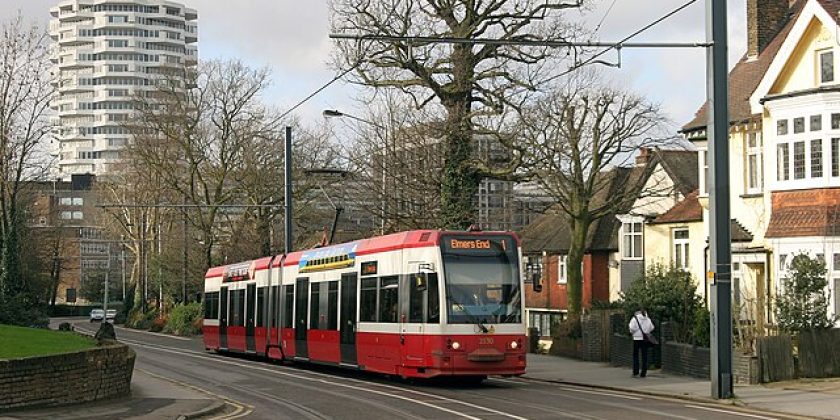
[[163, 303, 203, 336], [126, 307, 159, 330], [619, 263, 705, 345], [692, 307, 711, 347], [58, 322, 74, 331], [0, 296, 49, 329], [776, 253, 837, 332], [150, 316, 168, 332]]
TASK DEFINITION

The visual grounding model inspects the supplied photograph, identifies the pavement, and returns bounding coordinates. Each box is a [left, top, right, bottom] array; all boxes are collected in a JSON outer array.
[[523, 353, 840, 419]]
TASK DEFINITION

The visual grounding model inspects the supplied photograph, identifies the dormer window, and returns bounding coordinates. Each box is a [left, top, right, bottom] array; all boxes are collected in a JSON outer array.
[[819, 50, 834, 84]]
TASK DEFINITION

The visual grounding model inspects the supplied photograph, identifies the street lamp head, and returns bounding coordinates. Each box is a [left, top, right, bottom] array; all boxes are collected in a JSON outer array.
[[322, 109, 345, 118]]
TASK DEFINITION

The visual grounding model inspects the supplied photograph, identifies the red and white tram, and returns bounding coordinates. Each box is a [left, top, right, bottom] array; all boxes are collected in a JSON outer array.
[[202, 230, 527, 379]]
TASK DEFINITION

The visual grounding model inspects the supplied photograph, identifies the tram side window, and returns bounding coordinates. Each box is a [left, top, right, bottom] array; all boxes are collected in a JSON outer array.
[[256, 287, 266, 327], [282, 285, 294, 328], [428, 273, 440, 323], [236, 289, 246, 327], [327, 281, 338, 330], [271, 285, 280, 328], [360, 278, 377, 322], [204, 292, 219, 319], [229, 289, 241, 327], [379, 276, 399, 323], [310, 284, 321, 329]]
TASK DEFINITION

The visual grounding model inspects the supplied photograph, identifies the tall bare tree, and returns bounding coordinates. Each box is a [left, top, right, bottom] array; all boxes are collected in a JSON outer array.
[[0, 16, 53, 302], [126, 59, 276, 271], [520, 80, 669, 315], [331, 0, 580, 229]]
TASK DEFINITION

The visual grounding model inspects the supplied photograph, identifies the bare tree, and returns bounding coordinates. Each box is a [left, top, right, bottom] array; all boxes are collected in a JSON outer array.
[[520, 80, 669, 315], [0, 16, 53, 302], [126, 59, 275, 271], [331, 0, 581, 228]]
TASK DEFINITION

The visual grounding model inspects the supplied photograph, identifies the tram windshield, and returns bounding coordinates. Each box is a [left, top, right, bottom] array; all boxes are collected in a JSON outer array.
[[440, 235, 522, 325]]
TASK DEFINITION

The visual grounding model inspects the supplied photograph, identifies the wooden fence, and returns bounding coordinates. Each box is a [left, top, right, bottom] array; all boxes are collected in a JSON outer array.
[[798, 329, 840, 378], [756, 335, 795, 383]]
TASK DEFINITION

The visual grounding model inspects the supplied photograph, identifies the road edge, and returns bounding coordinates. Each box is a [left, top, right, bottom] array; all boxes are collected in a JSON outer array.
[[517, 376, 823, 420]]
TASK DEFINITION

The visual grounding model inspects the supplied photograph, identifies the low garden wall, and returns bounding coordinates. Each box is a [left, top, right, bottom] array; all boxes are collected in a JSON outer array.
[[661, 341, 710, 379], [0, 343, 135, 410]]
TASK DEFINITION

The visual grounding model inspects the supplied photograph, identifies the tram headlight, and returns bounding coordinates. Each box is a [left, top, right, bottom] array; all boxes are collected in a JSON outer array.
[[451, 341, 461, 350], [510, 340, 518, 349]]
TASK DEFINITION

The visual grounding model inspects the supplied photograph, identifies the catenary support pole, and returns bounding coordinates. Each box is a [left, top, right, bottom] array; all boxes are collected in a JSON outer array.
[[707, 0, 733, 399], [285, 126, 293, 254]]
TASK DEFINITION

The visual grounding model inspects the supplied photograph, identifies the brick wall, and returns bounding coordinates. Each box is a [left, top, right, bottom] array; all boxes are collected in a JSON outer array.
[[734, 352, 760, 384], [661, 342, 711, 379], [0, 343, 135, 410]]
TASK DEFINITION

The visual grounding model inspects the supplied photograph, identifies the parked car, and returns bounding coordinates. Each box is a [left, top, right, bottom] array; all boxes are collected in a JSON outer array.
[[105, 309, 117, 322], [90, 309, 105, 322]]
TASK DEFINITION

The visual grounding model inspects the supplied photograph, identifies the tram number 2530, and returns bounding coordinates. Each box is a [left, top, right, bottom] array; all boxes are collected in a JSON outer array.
[[478, 337, 495, 345]]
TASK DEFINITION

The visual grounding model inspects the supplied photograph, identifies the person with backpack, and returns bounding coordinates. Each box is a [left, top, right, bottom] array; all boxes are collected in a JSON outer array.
[[628, 307, 656, 378]]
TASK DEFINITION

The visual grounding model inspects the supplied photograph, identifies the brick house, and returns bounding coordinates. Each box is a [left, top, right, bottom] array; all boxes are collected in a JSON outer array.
[[519, 148, 697, 338]]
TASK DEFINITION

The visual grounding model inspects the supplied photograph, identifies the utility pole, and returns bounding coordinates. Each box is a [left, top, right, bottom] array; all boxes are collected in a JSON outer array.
[[182, 195, 188, 303], [121, 237, 126, 303], [104, 243, 111, 312], [285, 126, 293, 254], [707, 0, 733, 399]]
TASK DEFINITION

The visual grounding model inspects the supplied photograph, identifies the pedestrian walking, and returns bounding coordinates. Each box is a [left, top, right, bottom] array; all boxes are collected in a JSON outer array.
[[628, 307, 655, 378]]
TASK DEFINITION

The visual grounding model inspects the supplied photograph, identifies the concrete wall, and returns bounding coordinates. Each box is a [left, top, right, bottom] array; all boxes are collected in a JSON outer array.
[[0, 343, 135, 410]]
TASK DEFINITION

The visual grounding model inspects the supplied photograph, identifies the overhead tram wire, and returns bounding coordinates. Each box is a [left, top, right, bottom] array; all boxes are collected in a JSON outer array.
[[560, 0, 700, 77], [329, 0, 702, 78]]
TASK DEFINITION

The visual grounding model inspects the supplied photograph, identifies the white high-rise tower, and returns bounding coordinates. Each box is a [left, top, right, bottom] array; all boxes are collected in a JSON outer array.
[[50, 0, 198, 178]]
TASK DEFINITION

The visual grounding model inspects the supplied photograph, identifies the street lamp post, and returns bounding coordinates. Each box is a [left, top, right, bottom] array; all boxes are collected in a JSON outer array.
[[323, 109, 388, 234]]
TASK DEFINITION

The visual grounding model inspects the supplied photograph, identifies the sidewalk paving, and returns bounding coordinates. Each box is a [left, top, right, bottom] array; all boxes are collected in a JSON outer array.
[[0, 369, 221, 420], [523, 353, 840, 420]]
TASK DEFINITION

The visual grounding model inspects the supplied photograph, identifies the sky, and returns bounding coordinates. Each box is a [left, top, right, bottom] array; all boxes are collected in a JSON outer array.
[[9, 0, 749, 134]]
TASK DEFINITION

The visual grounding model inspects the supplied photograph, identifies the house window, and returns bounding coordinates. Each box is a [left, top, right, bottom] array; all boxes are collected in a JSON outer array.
[[793, 141, 806, 179], [834, 278, 840, 318], [557, 255, 567, 284], [524, 255, 544, 283], [779, 254, 788, 271], [834, 139, 840, 177], [673, 229, 689, 270], [72, 211, 83, 220], [811, 139, 824, 178], [777, 143, 790, 181], [529, 311, 565, 337], [66, 288, 77, 303], [811, 115, 823, 131], [833, 114, 840, 129], [622, 222, 643, 260], [820, 50, 835, 84], [777, 119, 789, 135], [72, 197, 83, 206], [794, 117, 805, 134], [60, 211, 73, 220], [833, 253, 840, 271], [746, 132, 763, 191], [59, 197, 72, 206]]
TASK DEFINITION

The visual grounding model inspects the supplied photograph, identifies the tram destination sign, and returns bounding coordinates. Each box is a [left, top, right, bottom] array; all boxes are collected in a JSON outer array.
[[441, 235, 513, 254]]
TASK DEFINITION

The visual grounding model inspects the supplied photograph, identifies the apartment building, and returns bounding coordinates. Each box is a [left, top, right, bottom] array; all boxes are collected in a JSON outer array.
[[50, 0, 198, 178]]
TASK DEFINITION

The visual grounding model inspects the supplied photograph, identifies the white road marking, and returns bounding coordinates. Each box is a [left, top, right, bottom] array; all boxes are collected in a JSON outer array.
[[684, 404, 779, 419], [556, 386, 643, 401], [118, 338, 518, 420]]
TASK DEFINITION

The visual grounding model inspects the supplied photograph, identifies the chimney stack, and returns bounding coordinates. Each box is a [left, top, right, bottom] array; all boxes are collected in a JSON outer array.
[[747, 0, 791, 58]]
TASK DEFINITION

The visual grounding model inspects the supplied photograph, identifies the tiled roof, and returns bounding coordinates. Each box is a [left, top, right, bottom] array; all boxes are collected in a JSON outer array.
[[765, 205, 840, 237], [651, 190, 702, 224], [654, 150, 699, 195], [731, 219, 754, 242], [682, 1, 805, 132]]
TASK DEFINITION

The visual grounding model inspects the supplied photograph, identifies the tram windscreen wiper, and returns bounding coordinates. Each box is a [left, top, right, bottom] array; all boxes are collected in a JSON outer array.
[[447, 296, 489, 333]]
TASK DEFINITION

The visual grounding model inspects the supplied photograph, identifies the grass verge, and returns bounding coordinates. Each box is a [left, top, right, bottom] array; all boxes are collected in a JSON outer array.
[[0, 324, 96, 359]]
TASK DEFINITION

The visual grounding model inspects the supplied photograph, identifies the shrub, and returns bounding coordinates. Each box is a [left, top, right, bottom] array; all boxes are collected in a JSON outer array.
[[0, 296, 49, 329], [58, 322, 74, 331], [775, 253, 837, 332], [619, 263, 705, 344], [163, 303, 203, 336], [692, 307, 711, 347], [150, 316, 167, 332], [126, 307, 159, 330]]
